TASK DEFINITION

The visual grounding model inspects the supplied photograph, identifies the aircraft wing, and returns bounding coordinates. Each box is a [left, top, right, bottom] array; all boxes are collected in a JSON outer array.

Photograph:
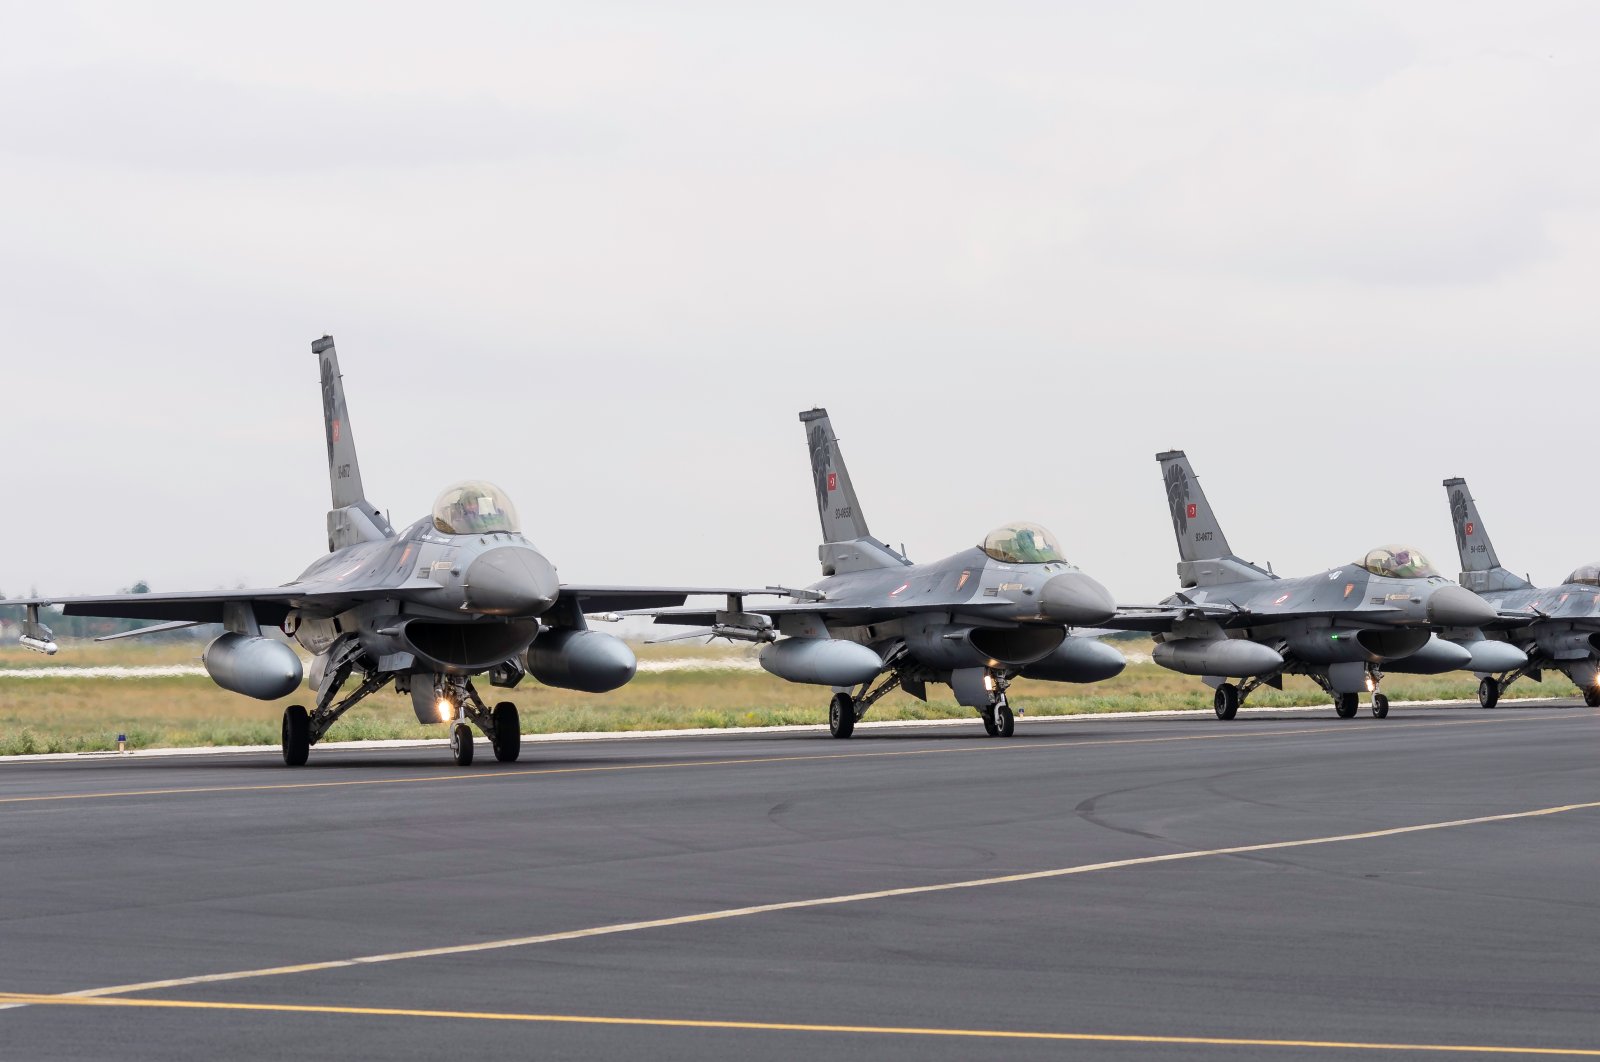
[[1, 588, 323, 626], [625, 600, 1019, 626], [4, 584, 760, 627], [558, 585, 760, 613], [1104, 603, 1409, 633]]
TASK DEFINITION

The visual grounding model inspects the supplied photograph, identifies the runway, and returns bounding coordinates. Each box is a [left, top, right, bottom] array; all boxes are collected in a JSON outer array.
[[2, 700, 1598, 1059]]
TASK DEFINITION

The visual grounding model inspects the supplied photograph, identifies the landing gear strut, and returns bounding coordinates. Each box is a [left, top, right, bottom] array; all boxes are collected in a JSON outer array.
[[829, 651, 910, 739], [280, 638, 389, 767]]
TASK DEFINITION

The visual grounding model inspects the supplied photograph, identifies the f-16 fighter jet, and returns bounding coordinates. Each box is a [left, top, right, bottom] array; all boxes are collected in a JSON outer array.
[[631, 408, 1123, 738], [9, 336, 736, 767], [1111, 451, 1499, 719], [1442, 477, 1597, 709]]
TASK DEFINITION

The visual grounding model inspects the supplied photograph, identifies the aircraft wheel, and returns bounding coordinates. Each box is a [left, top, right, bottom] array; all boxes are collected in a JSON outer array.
[[991, 697, 1015, 738], [1584, 687, 1600, 708], [828, 693, 856, 739], [981, 710, 1000, 736], [450, 721, 475, 766], [281, 705, 310, 767], [1478, 677, 1500, 710], [1371, 693, 1389, 719], [492, 702, 520, 763], [1213, 683, 1240, 721], [1334, 693, 1359, 719]]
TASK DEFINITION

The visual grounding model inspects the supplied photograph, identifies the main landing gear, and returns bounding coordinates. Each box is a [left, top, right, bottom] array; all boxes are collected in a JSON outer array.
[[1585, 687, 1600, 709], [1478, 677, 1500, 710], [1213, 683, 1241, 720], [829, 692, 856, 739], [828, 653, 910, 739]]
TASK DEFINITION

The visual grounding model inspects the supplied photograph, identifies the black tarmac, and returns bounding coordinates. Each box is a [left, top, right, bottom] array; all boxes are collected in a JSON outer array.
[[2, 700, 1598, 1060]]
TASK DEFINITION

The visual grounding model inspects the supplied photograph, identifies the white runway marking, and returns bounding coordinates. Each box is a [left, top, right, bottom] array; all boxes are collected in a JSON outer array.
[[23, 797, 1596, 1006]]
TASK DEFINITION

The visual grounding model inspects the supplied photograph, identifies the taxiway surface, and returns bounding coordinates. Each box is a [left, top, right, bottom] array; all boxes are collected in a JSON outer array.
[[2, 700, 1597, 1059]]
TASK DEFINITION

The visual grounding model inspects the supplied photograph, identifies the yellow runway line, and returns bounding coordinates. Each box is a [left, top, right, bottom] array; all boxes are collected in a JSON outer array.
[[0, 992, 1594, 1056]]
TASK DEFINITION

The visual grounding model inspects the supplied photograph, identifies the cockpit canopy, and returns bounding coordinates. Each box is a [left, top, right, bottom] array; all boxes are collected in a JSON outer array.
[[981, 523, 1067, 565], [1566, 564, 1600, 587], [432, 481, 521, 536], [1360, 544, 1439, 580]]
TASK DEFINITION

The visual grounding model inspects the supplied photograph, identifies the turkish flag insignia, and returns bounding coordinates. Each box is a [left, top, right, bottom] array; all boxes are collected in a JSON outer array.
[[827, 472, 837, 491], [332, 420, 341, 443], [1465, 521, 1475, 535], [1186, 503, 1197, 519]]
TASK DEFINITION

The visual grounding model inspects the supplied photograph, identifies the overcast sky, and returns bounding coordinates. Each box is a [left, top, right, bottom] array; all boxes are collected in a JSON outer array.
[[2, 1, 1597, 604]]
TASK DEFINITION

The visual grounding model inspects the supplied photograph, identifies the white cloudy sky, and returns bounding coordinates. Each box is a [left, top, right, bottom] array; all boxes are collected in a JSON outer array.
[[1, 1, 1596, 603]]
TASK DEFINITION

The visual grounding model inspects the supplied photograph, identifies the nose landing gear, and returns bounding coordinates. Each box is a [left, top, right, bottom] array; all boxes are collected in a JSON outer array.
[[982, 693, 1015, 737]]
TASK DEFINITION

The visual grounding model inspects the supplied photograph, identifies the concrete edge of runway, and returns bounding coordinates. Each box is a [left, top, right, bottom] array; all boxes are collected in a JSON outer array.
[[0, 693, 1554, 766]]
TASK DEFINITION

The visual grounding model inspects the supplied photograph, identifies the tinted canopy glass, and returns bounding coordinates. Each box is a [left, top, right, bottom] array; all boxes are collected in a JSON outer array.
[[432, 481, 521, 535], [1566, 564, 1600, 587], [1360, 544, 1439, 580], [981, 523, 1067, 564]]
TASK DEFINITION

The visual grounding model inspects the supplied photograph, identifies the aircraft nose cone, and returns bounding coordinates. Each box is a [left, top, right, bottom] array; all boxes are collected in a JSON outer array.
[[464, 547, 560, 617], [1426, 585, 1498, 628], [1039, 572, 1117, 626]]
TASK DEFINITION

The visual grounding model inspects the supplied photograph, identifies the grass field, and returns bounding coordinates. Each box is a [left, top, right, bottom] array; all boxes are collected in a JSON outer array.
[[0, 638, 1573, 755]]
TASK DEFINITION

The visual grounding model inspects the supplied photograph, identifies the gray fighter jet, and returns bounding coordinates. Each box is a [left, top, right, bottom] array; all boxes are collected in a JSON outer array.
[[632, 408, 1124, 738], [1111, 451, 1499, 719], [8, 336, 736, 767], [1441, 477, 1598, 708]]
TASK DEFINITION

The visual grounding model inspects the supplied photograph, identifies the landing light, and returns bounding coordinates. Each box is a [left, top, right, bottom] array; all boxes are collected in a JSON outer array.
[[436, 697, 453, 722], [1365, 675, 1375, 692], [982, 673, 996, 692]]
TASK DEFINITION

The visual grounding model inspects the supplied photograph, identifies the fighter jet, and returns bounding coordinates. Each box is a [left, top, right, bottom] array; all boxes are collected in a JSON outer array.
[[630, 408, 1124, 738], [1441, 477, 1596, 708], [8, 336, 736, 767], [1110, 451, 1499, 719]]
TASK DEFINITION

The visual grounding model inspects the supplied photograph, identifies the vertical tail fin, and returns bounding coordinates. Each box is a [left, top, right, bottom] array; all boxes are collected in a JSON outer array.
[[799, 408, 908, 575], [315, 335, 392, 551], [1442, 478, 1531, 591], [1156, 450, 1272, 587]]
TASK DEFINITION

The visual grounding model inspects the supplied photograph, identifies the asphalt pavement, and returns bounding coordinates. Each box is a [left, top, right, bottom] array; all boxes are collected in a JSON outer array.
[[2, 699, 1597, 1060]]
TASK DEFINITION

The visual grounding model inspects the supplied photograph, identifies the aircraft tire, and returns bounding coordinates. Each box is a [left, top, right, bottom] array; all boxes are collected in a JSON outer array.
[[1371, 693, 1389, 719], [451, 721, 475, 766], [1334, 693, 1359, 719], [492, 702, 521, 763], [829, 693, 856, 739], [992, 698, 1015, 738], [281, 705, 310, 767], [1213, 683, 1240, 721], [981, 710, 999, 736], [1478, 678, 1500, 710], [1585, 687, 1600, 708]]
